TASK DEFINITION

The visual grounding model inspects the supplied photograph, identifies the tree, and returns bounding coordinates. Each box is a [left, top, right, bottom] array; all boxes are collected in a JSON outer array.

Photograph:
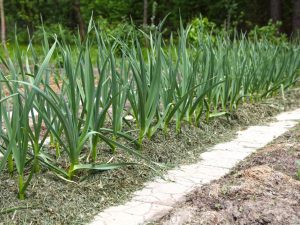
[[143, 0, 148, 27], [73, 0, 85, 41], [0, 0, 5, 45], [270, 0, 281, 22], [293, 0, 300, 33]]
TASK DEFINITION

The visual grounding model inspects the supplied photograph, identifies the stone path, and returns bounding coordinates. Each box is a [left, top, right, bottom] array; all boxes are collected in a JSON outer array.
[[88, 108, 300, 225]]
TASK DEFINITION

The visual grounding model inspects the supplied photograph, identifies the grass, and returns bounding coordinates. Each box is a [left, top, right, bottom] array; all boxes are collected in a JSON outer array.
[[0, 17, 300, 201]]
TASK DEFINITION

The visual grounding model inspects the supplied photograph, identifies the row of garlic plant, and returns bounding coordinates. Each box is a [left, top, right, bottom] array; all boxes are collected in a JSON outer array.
[[0, 20, 300, 199]]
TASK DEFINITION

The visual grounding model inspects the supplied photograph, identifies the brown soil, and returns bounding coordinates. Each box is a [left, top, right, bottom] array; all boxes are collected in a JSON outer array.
[[156, 124, 300, 225]]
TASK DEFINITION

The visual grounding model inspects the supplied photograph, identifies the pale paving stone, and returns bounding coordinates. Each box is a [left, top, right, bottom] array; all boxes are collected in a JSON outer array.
[[235, 127, 287, 145], [169, 164, 229, 184], [132, 189, 188, 207], [200, 149, 250, 161], [90, 201, 172, 225], [169, 164, 229, 182], [269, 120, 298, 128], [198, 156, 242, 169], [276, 108, 300, 121], [211, 141, 261, 153], [133, 165, 229, 206], [90, 212, 142, 225]]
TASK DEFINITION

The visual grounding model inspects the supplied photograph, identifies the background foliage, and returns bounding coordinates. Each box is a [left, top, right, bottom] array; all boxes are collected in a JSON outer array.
[[2, 0, 299, 43]]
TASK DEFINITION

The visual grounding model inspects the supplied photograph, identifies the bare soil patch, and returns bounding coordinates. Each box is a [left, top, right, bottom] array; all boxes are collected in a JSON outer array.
[[156, 122, 300, 225]]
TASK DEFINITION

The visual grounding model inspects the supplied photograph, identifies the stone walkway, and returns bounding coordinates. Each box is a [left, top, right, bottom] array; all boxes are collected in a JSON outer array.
[[88, 108, 300, 225]]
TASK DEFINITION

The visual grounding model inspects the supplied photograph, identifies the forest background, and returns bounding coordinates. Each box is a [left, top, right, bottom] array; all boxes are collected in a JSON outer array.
[[0, 0, 298, 44]]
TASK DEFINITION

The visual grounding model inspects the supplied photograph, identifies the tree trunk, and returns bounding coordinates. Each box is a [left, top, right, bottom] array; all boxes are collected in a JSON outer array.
[[143, 0, 148, 27], [270, 0, 281, 22], [73, 0, 85, 41], [293, 0, 300, 34], [0, 0, 5, 45]]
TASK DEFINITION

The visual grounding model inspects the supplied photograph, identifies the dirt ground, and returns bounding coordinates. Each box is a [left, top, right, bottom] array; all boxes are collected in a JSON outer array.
[[155, 124, 300, 225], [0, 90, 299, 225]]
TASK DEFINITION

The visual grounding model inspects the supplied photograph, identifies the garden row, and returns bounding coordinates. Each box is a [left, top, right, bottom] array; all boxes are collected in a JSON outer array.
[[0, 20, 300, 199]]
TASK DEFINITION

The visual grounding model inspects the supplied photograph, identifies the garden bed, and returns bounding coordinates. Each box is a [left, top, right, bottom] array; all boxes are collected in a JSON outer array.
[[155, 114, 300, 225], [0, 89, 299, 225]]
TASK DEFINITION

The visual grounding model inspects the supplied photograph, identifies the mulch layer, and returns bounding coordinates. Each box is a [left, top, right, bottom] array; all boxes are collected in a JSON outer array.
[[0, 89, 300, 225]]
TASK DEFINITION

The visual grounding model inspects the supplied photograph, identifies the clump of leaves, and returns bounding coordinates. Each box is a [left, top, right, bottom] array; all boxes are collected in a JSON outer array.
[[248, 20, 287, 44], [188, 15, 217, 44]]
